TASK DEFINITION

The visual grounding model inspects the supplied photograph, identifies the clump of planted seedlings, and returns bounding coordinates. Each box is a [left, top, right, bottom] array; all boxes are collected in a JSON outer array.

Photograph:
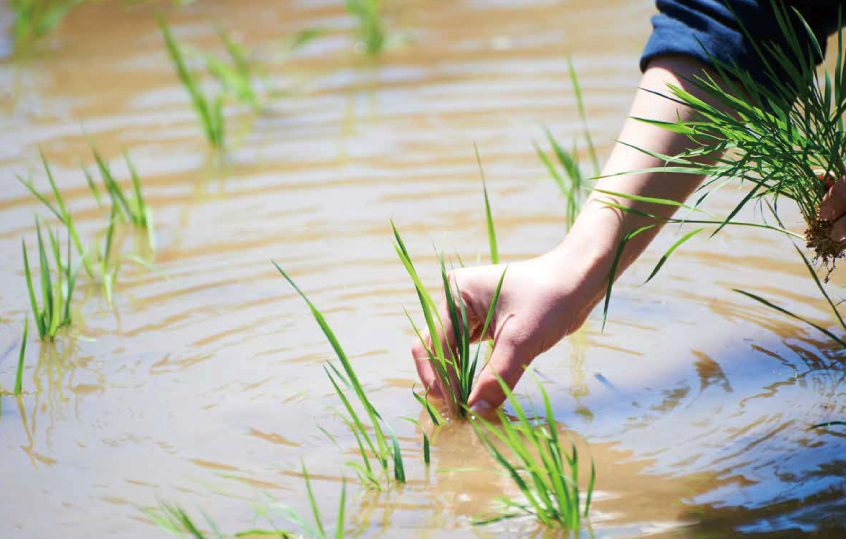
[[20, 147, 154, 305], [158, 16, 226, 147], [157, 17, 312, 147], [471, 374, 595, 530], [621, 3, 846, 269], [18, 150, 96, 278], [395, 148, 507, 419], [22, 219, 78, 341], [274, 262, 405, 489], [10, 0, 84, 53], [146, 464, 347, 538], [392, 222, 506, 419], [345, 0, 386, 56], [533, 61, 598, 228], [89, 145, 155, 249]]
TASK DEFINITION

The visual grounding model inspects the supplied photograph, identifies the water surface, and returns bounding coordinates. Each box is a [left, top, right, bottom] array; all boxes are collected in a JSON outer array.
[[0, 0, 844, 537]]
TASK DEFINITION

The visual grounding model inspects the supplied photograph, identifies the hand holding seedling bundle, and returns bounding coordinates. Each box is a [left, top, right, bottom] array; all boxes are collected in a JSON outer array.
[[406, 254, 591, 416]]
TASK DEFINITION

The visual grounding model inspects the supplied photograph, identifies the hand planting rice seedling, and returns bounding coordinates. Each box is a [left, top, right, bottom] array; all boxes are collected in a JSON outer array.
[[392, 221, 506, 419], [471, 375, 594, 530], [21, 219, 78, 341], [274, 262, 405, 489]]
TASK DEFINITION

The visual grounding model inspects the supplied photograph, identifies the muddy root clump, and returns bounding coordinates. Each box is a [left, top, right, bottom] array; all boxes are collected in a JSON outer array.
[[805, 218, 846, 278]]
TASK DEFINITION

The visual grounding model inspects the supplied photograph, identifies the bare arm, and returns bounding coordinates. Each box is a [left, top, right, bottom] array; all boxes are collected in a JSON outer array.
[[412, 56, 723, 413]]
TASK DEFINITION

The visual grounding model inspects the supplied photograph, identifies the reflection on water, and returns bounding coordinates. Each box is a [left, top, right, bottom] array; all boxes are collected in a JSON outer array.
[[0, 0, 845, 537]]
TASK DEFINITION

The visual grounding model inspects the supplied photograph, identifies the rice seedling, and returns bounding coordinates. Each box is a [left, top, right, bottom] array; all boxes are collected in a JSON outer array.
[[345, 0, 385, 56], [10, 0, 84, 52], [392, 222, 507, 418], [18, 149, 95, 278], [89, 145, 154, 247], [145, 501, 227, 539], [22, 219, 79, 341], [597, 191, 802, 329], [534, 128, 584, 230], [470, 374, 595, 530], [146, 465, 346, 538], [97, 208, 119, 306], [241, 463, 347, 539], [273, 262, 405, 489], [189, 28, 265, 114], [476, 144, 498, 265], [158, 16, 226, 148], [611, 2, 846, 269], [14, 319, 29, 395], [400, 417, 431, 465], [533, 61, 597, 229]]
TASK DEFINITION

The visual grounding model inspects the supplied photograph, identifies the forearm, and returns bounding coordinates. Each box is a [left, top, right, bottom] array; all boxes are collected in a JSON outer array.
[[548, 56, 724, 318]]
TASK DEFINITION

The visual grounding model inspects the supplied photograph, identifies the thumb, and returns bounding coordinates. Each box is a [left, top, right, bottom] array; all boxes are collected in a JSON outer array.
[[466, 337, 530, 415]]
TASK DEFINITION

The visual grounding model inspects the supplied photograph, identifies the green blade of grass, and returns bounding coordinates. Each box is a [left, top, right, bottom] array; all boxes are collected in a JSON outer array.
[[22, 239, 45, 340], [644, 227, 706, 284], [568, 57, 599, 175], [733, 288, 846, 347], [14, 319, 29, 394], [475, 144, 499, 265]]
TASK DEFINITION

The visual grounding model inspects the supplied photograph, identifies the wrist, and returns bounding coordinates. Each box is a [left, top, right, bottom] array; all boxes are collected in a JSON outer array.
[[545, 200, 624, 308]]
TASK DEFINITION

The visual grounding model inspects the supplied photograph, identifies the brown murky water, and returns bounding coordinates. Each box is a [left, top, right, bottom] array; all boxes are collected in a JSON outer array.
[[1, 0, 845, 537]]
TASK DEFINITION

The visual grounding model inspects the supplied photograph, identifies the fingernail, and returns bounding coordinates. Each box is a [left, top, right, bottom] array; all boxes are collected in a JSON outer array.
[[831, 230, 846, 243], [469, 399, 493, 417]]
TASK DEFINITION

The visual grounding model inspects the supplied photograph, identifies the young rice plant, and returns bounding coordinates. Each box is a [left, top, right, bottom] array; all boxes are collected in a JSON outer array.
[[273, 262, 405, 489], [158, 16, 226, 147], [392, 222, 506, 419], [471, 374, 595, 530], [345, 0, 385, 56], [146, 463, 346, 538], [22, 219, 78, 341], [533, 60, 598, 229]]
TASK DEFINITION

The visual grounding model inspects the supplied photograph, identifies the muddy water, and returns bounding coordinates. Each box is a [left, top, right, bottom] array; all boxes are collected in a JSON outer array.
[[0, 0, 845, 537]]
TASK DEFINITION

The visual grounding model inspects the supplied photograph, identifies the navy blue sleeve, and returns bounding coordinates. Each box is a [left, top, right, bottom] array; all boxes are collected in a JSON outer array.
[[641, 0, 845, 86]]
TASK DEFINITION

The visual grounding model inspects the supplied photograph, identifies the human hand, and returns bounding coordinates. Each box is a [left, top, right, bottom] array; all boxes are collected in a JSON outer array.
[[410, 250, 598, 415], [818, 171, 846, 242]]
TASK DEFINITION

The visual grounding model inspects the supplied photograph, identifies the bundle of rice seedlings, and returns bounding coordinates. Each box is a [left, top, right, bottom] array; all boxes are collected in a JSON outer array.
[[392, 222, 506, 419], [617, 2, 846, 270], [471, 374, 594, 529]]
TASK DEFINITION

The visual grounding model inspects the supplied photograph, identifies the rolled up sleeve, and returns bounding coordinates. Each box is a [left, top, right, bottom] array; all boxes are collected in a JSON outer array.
[[640, 0, 842, 88]]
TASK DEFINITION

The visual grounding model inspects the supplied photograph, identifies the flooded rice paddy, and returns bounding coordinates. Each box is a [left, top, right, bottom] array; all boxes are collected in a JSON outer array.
[[0, 0, 845, 537]]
